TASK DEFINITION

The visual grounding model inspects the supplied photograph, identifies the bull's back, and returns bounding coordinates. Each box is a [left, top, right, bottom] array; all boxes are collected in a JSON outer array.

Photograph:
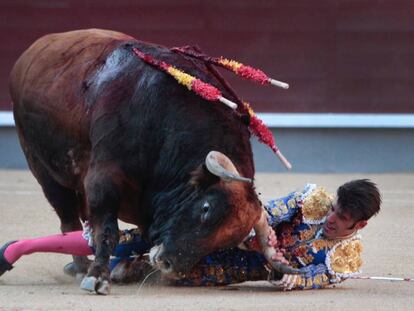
[[10, 29, 133, 120], [9, 29, 134, 187]]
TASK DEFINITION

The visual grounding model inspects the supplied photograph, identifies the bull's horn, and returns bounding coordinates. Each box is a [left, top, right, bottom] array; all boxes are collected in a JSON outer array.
[[205, 151, 252, 183], [254, 210, 304, 275]]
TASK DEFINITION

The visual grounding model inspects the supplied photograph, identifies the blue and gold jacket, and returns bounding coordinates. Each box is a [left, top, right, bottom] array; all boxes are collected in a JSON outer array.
[[264, 184, 363, 289]]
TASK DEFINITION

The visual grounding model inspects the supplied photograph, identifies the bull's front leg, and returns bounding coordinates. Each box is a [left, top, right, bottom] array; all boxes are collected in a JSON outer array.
[[80, 168, 121, 295]]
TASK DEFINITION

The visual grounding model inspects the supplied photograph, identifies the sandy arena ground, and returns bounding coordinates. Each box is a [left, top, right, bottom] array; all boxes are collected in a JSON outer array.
[[0, 170, 413, 310]]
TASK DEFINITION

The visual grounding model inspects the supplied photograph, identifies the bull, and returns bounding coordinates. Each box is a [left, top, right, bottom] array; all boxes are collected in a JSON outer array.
[[9, 29, 296, 294]]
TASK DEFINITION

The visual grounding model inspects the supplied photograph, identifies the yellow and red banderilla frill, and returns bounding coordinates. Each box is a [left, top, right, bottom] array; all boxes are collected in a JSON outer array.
[[132, 47, 291, 169]]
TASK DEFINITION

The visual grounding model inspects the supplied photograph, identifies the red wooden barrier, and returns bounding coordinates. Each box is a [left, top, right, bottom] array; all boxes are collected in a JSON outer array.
[[1, 0, 413, 113]]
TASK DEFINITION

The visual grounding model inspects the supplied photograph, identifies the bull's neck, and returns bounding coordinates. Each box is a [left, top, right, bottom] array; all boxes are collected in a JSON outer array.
[[151, 180, 195, 210]]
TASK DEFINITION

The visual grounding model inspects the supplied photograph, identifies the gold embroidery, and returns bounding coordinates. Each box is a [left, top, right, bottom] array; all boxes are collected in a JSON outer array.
[[216, 266, 225, 283], [312, 239, 338, 252], [302, 187, 333, 222], [291, 244, 314, 266], [314, 275, 322, 285], [271, 200, 290, 217], [291, 245, 308, 257], [118, 231, 132, 244], [276, 200, 285, 207], [297, 254, 315, 266], [287, 198, 296, 209], [299, 226, 318, 241], [294, 191, 302, 201], [272, 208, 281, 217], [118, 228, 141, 244], [329, 240, 363, 274]]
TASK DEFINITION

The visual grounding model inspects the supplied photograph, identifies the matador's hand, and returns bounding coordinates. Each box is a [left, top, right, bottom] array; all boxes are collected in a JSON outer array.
[[268, 227, 289, 265], [271, 274, 299, 291], [267, 227, 278, 248], [271, 249, 289, 265]]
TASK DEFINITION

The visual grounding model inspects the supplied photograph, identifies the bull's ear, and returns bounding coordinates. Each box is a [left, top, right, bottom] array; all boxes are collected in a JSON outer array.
[[190, 164, 220, 188]]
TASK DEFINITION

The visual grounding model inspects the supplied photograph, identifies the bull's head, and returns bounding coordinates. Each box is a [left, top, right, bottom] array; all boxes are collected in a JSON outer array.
[[148, 151, 299, 278]]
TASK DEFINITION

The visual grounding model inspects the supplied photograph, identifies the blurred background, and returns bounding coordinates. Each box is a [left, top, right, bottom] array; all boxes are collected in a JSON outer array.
[[0, 0, 413, 172]]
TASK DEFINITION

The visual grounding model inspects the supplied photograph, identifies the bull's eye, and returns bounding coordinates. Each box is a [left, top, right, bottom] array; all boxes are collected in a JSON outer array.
[[201, 201, 210, 222], [202, 201, 210, 213]]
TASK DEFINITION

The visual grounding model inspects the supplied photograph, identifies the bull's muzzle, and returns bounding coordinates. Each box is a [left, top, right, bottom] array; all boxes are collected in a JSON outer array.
[[149, 243, 182, 278], [149, 244, 171, 273], [149, 244, 192, 280]]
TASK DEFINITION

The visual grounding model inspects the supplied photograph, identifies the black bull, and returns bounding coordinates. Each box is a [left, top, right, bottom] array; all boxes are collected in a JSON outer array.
[[9, 29, 297, 293]]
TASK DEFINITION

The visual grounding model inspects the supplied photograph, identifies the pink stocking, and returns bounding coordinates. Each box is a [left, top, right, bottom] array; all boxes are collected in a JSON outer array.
[[3, 231, 93, 265]]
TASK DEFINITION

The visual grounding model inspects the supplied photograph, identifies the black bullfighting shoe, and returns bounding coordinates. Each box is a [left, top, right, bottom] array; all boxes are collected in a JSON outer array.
[[63, 259, 92, 283], [0, 240, 17, 277], [63, 261, 77, 277]]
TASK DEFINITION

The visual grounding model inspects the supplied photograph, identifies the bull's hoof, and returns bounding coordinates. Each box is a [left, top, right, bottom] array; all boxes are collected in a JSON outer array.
[[80, 276, 111, 295], [63, 262, 76, 277], [96, 279, 110, 295], [80, 276, 97, 292]]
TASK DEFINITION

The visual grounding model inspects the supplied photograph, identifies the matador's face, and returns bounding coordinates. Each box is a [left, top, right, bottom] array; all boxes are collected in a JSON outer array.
[[323, 202, 367, 239]]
